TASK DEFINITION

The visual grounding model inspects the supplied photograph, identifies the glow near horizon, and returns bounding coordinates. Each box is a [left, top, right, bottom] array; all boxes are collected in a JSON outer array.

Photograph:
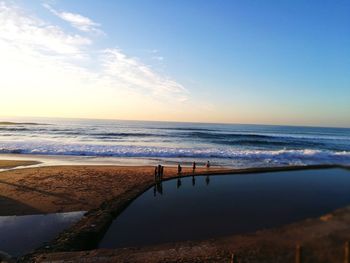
[[0, 1, 349, 127]]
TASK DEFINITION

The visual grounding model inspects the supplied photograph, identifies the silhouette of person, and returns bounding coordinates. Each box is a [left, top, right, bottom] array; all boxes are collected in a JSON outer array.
[[160, 165, 164, 178], [192, 161, 196, 172], [154, 166, 158, 180], [157, 164, 161, 178], [177, 164, 182, 174], [206, 160, 210, 168]]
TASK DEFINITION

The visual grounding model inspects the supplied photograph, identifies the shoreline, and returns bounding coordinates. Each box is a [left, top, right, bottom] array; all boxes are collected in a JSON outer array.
[[0, 153, 233, 171], [3, 149, 349, 172], [0, 160, 40, 169]]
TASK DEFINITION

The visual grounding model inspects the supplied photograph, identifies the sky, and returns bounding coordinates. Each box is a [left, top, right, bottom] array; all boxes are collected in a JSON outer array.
[[0, 0, 349, 127]]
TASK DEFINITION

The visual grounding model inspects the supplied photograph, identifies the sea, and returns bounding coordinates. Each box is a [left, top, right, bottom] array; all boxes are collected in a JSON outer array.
[[0, 118, 350, 168]]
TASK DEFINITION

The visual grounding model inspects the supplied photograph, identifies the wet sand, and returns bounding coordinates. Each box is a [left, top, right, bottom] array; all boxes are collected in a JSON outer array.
[[0, 160, 40, 169]]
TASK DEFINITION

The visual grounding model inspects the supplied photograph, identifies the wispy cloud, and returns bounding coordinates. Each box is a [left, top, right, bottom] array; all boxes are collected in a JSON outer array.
[[101, 49, 186, 96], [0, 1, 189, 117], [0, 2, 91, 57], [43, 3, 103, 34]]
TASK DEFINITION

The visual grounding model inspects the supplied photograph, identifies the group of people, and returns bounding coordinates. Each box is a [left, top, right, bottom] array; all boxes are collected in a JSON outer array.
[[154, 161, 211, 182], [177, 160, 210, 174], [154, 161, 212, 194], [154, 164, 164, 181]]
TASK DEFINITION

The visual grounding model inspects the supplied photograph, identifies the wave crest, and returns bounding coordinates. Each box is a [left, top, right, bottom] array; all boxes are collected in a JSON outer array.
[[1, 142, 349, 165]]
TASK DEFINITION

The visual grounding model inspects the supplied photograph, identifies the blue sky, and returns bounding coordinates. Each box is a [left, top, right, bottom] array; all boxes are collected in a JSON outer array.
[[1, 0, 349, 127]]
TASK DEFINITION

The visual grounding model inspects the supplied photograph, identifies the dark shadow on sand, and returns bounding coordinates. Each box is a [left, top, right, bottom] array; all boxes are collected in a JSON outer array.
[[0, 179, 90, 212], [0, 195, 41, 216]]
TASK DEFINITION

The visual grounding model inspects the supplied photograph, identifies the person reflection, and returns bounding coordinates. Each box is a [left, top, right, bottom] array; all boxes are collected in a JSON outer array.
[[156, 181, 163, 195], [205, 175, 210, 186], [177, 178, 182, 189], [192, 175, 196, 187], [154, 166, 158, 181], [153, 185, 156, 197]]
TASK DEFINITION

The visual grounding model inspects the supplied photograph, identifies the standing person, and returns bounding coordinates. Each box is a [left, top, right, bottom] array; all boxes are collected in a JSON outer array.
[[206, 160, 210, 168], [154, 166, 158, 180], [192, 161, 196, 172], [157, 164, 161, 178], [160, 165, 164, 178], [177, 164, 182, 174]]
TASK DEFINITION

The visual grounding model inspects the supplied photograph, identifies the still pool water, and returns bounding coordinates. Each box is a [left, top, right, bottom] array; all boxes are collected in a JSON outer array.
[[0, 211, 85, 256], [100, 168, 350, 248]]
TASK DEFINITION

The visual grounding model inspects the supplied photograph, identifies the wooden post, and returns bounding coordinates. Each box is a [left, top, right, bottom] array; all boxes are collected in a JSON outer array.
[[345, 241, 350, 263], [295, 244, 302, 263]]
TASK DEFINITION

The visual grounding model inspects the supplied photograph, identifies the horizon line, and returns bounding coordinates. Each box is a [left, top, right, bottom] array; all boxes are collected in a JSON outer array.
[[1, 115, 349, 130]]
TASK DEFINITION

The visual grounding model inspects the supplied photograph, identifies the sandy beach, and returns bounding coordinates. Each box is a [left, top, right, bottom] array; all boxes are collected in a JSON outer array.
[[0, 161, 215, 216]]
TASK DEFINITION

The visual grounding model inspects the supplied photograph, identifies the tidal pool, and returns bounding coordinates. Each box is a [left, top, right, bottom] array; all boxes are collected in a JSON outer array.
[[0, 211, 85, 256], [100, 168, 350, 249]]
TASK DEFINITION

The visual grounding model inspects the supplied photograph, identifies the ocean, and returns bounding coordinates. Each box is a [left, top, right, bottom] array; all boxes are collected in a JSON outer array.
[[0, 119, 350, 168]]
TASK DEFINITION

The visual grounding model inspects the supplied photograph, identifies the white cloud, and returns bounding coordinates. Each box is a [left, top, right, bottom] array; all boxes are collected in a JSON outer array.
[[43, 3, 103, 34], [101, 49, 187, 96], [0, 2, 91, 57], [0, 1, 189, 119]]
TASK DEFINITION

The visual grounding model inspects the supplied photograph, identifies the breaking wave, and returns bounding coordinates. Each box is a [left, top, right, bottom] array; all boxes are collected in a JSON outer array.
[[0, 120, 349, 167], [0, 142, 350, 165]]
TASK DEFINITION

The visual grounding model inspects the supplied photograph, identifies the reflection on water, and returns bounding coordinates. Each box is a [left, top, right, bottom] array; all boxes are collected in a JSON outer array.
[[100, 168, 350, 249], [153, 181, 164, 196], [205, 175, 210, 185], [0, 211, 85, 256], [177, 178, 182, 189]]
